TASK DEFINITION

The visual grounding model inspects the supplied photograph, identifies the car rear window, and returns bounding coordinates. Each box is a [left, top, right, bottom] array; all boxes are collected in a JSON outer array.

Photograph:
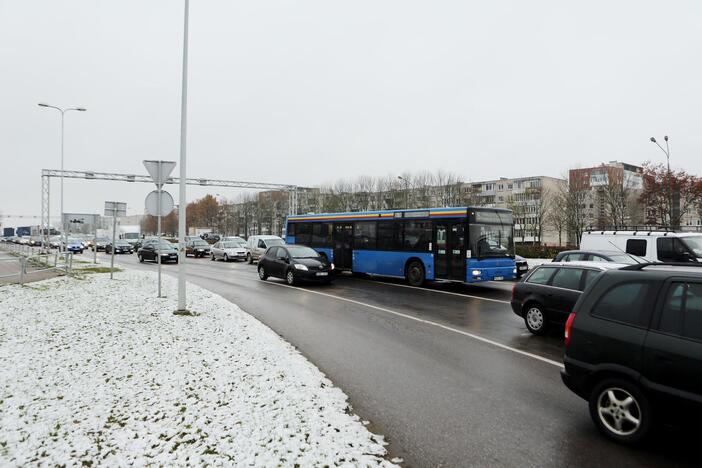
[[551, 268, 584, 290], [591, 281, 654, 326], [526, 267, 556, 285], [657, 282, 702, 341]]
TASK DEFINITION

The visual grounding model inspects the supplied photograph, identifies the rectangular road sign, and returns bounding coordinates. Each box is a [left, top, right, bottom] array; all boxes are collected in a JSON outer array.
[[104, 201, 127, 217]]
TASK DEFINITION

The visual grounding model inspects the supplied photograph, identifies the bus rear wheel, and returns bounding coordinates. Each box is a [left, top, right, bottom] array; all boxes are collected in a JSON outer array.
[[405, 261, 425, 287]]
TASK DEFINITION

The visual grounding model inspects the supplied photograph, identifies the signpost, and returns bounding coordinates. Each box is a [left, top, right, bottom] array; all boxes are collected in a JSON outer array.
[[143, 160, 176, 298], [104, 201, 126, 279]]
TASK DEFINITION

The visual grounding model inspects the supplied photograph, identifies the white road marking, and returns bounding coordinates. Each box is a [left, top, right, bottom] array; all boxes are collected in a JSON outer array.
[[262, 280, 564, 369], [345, 276, 511, 304]]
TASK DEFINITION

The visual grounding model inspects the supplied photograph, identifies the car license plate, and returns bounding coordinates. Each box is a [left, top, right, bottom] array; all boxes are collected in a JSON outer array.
[[316, 272, 328, 276], [494, 276, 504, 281], [519, 266, 527, 270]]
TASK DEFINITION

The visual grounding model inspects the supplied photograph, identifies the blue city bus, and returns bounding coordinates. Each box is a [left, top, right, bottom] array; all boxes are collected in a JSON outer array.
[[284, 207, 516, 285]]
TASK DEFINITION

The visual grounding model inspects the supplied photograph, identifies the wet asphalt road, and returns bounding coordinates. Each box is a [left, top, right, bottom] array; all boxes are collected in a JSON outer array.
[[101, 252, 698, 467]]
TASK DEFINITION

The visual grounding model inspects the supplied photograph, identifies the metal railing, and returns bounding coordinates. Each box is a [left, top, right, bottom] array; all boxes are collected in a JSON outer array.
[[0, 242, 73, 285]]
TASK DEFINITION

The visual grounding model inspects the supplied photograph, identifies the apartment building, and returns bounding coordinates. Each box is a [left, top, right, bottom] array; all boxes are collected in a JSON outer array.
[[568, 161, 645, 230], [459, 176, 567, 246]]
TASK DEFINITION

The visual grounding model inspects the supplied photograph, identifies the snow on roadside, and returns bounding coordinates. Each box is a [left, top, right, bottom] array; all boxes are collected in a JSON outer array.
[[0, 270, 397, 467]]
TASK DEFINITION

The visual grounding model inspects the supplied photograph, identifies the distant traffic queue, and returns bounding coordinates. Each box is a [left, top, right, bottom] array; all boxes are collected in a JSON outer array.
[[285, 207, 516, 285]]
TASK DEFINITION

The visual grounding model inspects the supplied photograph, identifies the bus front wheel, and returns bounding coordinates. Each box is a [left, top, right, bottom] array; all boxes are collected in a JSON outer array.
[[405, 261, 425, 287]]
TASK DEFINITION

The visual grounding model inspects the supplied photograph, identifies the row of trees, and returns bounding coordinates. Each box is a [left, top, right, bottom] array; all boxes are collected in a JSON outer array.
[[140, 164, 702, 246]]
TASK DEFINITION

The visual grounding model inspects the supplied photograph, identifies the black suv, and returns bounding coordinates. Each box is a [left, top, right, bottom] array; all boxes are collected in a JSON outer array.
[[562, 263, 702, 444]]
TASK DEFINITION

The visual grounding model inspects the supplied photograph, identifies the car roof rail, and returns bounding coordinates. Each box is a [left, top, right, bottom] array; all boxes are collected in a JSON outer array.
[[620, 262, 702, 271]]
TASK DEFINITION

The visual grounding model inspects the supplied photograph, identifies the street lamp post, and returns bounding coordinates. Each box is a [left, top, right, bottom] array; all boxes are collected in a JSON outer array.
[[176, 0, 190, 314], [38, 103, 86, 252], [398, 176, 409, 209], [650, 136, 673, 227]]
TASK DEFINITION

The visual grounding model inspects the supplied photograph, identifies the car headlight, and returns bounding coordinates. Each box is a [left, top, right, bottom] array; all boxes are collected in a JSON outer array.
[[293, 264, 308, 271], [330, 263, 335, 270], [472, 270, 481, 276]]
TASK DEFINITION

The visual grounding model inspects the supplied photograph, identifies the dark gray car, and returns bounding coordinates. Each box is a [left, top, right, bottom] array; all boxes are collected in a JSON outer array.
[[511, 262, 624, 335]]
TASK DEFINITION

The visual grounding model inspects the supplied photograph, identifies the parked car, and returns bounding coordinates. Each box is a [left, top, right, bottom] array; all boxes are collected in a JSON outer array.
[[137, 239, 179, 264], [19, 236, 31, 245], [515, 255, 529, 278], [258, 245, 334, 285], [210, 240, 247, 262], [561, 262, 702, 444], [65, 237, 85, 254], [581, 230, 702, 263], [554, 249, 646, 264], [511, 262, 625, 335], [246, 235, 285, 264], [105, 240, 134, 254], [185, 239, 211, 258]]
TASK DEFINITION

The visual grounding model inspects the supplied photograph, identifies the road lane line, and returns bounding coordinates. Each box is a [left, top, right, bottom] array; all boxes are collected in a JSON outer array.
[[344, 277, 511, 304], [262, 280, 564, 369]]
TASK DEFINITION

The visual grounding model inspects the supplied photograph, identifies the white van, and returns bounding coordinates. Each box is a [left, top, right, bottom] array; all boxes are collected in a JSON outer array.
[[580, 230, 702, 263], [245, 235, 285, 264]]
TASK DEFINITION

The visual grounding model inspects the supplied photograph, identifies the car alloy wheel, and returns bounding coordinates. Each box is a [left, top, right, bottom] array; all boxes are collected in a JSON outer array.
[[138, 254, 144, 263], [589, 379, 650, 444], [247, 253, 253, 264], [286, 270, 295, 286], [258, 266, 268, 280], [224, 254, 229, 262], [524, 305, 547, 335], [211, 253, 215, 261]]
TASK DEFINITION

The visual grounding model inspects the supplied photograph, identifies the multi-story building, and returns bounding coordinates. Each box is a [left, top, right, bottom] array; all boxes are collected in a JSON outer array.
[[569, 161, 645, 230], [459, 176, 567, 246]]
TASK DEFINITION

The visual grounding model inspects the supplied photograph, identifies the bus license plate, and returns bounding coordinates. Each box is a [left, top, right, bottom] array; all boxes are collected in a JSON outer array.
[[316, 272, 328, 276], [494, 276, 504, 281]]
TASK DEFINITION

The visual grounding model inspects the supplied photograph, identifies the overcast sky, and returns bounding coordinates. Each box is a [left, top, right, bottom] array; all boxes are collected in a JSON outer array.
[[1, 0, 701, 228]]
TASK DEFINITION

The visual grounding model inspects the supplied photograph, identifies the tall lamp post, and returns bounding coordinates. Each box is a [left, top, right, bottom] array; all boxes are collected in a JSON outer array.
[[398, 175, 409, 209], [38, 103, 87, 250], [650, 136, 673, 227], [176, 0, 190, 314]]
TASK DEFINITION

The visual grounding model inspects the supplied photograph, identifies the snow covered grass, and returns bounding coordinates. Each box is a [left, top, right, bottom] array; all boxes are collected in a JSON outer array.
[[0, 271, 396, 466]]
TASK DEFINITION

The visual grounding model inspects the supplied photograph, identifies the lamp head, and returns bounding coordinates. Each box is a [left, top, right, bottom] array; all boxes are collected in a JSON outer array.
[[650, 137, 657, 143]]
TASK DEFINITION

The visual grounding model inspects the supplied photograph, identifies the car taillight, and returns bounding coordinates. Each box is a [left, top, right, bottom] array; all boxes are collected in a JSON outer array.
[[564, 312, 576, 347], [511, 284, 517, 301]]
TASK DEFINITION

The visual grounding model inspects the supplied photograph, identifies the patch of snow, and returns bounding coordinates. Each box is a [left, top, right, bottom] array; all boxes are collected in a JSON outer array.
[[0, 271, 397, 466]]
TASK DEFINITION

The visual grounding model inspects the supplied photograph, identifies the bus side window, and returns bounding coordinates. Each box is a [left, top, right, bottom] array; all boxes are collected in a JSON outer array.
[[287, 223, 296, 236], [377, 221, 401, 251], [312, 223, 332, 247], [296, 223, 312, 245]]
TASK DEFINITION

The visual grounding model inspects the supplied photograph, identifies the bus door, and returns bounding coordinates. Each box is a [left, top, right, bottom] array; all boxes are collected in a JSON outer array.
[[333, 223, 353, 269], [434, 221, 466, 281]]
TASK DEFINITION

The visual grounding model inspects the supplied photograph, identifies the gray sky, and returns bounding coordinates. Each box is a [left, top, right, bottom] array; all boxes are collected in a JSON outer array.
[[1, 0, 701, 228]]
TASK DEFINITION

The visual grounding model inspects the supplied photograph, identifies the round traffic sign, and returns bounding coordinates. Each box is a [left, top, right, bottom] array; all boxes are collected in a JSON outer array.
[[145, 190, 174, 217]]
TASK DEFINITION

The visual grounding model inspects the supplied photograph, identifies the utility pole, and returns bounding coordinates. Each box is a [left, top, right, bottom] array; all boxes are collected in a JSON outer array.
[[176, 0, 190, 314]]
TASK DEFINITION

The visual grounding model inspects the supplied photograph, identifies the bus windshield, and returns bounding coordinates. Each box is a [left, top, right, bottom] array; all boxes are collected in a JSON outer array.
[[470, 224, 514, 258], [469, 210, 514, 259]]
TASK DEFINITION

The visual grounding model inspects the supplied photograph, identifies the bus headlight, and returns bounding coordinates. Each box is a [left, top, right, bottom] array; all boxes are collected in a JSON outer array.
[[472, 270, 481, 276], [513, 268, 517, 274], [294, 264, 308, 271], [330, 263, 335, 270]]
